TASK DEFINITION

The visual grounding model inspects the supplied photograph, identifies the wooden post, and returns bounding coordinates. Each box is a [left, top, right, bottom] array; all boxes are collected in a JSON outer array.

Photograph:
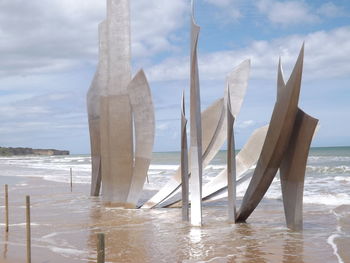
[[5, 185, 9, 232], [97, 233, 105, 263], [26, 196, 31, 263], [70, 168, 73, 192]]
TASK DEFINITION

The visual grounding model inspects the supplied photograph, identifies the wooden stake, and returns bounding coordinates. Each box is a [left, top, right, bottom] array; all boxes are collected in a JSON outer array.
[[5, 185, 9, 232], [26, 196, 31, 263], [97, 233, 105, 263], [70, 168, 73, 192]]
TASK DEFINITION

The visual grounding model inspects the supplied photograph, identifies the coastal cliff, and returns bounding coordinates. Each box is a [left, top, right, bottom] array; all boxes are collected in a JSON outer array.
[[0, 147, 69, 156]]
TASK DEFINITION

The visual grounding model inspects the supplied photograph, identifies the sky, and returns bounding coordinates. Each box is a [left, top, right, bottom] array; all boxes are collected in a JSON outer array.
[[0, 0, 349, 154]]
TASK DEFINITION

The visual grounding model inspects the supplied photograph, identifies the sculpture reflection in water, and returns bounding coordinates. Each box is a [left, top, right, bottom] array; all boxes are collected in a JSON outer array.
[[87, 0, 318, 230]]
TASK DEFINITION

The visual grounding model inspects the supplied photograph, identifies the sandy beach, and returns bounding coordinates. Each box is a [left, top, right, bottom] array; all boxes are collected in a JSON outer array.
[[0, 174, 349, 263]]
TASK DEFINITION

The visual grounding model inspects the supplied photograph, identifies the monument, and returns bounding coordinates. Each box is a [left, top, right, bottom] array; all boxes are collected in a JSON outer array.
[[87, 0, 318, 230], [235, 45, 319, 228], [87, 0, 155, 208], [181, 91, 189, 222], [145, 5, 317, 229], [226, 87, 237, 223], [189, 1, 203, 227]]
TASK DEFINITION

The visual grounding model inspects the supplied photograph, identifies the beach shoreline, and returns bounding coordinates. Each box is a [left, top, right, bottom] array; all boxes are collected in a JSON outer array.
[[0, 175, 348, 263]]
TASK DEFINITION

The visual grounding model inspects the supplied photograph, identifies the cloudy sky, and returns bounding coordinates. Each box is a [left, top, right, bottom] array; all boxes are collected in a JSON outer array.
[[0, 0, 349, 154]]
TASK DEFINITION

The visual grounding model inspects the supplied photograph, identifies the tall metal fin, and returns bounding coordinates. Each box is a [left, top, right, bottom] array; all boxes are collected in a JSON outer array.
[[280, 109, 318, 231], [126, 70, 155, 207], [236, 44, 305, 222], [181, 91, 189, 221], [226, 87, 236, 222], [142, 59, 250, 209], [141, 99, 223, 209], [88, 21, 107, 197], [100, 0, 133, 204], [189, 0, 203, 226]]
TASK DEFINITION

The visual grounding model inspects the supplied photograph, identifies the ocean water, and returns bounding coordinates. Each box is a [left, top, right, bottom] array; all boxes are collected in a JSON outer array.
[[0, 147, 349, 206], [0, 147, 349, 262]]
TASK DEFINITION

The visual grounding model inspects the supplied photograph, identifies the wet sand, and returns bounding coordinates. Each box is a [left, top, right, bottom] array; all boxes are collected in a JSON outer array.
[[0, 177, 349, 263]]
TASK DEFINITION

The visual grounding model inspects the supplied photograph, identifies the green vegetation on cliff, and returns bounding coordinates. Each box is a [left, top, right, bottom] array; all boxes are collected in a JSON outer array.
[[0, 147, 69, 156]]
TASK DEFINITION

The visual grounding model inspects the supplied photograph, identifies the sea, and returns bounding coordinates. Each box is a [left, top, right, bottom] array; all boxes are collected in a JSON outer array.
[[0, 147, 349, 262], [1, 147, 349, 206]]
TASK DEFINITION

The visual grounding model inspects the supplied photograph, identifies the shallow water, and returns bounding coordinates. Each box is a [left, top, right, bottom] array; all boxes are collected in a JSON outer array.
[[0, 148, 349, 262], [0, 178, 348, 263]]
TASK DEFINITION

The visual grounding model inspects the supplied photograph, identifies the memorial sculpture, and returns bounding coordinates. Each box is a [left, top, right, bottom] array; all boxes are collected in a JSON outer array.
[[87, 0, 155, 207], [181, 92, 189, 222], [87, 21, 106, 197], [277, 59, 319, 231], [165, 124, 269, 208], [236, 45, 319, 228], [189, 1, 203, 227], [148, 2, 317, 229], [141, 98, 227, 209], [141, 60, 251, 210], [87, 0, 318, 230], [226, 87, 236, 222]]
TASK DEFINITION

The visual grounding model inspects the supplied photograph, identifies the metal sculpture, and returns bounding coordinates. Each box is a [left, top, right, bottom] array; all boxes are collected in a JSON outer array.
[[181, 91, 189, 221], [202, 125, 268, 202], [189, 0, 203, 226], [166, 124, 268, 208], [87, 0, 155, 207], [226, 88, 236, 222], [141, 60, 251, 209], [86, 0, 318, 231], [280, 109, 318, 230], [165, 46, 317, 231], [236, 45, 306, 222], [278, 61, 318, 230], [141, 99, 224, 209], [99, 0, 133, 205], [236, 45, 319, 228], [126, 70, 155, 206], [87, 21, 107, 197]]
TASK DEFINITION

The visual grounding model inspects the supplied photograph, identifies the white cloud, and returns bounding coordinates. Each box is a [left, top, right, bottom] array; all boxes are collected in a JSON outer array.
[[146, 26, 350, 82], [256, 0, 319, 26], [204, 0, 243, 21], [0, 0, 188, 77], [238, 120, 255, 129], [317, 2, 346, 18], [205, 0, 234, 7], [131, 0, 188, 57], [0, 87, 89, 150], [0, 106, 49, 119], [156, 122, 170, 131]]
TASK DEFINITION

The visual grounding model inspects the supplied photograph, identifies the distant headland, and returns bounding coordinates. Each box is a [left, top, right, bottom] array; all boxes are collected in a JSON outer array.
[[0, 147, 69, 156]]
